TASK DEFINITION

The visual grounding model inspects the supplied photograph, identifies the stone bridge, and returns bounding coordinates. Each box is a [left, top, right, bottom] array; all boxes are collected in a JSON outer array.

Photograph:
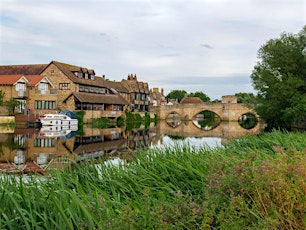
[[153, 102, 258, 121], [156, 120, 266, 141]]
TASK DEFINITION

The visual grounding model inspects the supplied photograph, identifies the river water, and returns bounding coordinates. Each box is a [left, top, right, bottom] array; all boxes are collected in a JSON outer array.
[[0, 119, 265, 174]]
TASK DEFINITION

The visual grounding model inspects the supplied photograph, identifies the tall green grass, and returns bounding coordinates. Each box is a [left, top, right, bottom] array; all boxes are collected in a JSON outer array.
[[0, 130, 305, 229]]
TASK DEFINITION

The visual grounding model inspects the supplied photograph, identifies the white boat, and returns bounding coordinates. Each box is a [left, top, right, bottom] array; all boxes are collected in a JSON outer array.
[[40, 110, 78, 126]]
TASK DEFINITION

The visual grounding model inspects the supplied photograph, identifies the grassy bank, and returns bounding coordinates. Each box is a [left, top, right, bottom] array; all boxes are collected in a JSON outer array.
[[0, 130, 305, 229]]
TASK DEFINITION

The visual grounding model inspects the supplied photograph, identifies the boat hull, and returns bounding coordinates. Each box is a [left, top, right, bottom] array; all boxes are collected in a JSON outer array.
[[40, 119, 78, 126]]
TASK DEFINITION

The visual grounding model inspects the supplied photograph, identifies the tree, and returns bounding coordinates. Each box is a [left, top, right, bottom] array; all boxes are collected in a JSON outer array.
[[4, 99, 21, 115], [0, 90, 5, 106], [189, 91, 210, 102], [235, 92, 256, 107], [251, 26, 306, 128], [166, 90, 187, 103]]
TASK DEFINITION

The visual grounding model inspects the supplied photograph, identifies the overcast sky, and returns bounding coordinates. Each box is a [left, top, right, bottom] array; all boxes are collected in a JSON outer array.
[[0, 0, 305, 100]]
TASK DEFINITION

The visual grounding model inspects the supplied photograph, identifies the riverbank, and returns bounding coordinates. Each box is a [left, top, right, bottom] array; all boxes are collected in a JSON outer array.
[[0, 130, 305, 229]]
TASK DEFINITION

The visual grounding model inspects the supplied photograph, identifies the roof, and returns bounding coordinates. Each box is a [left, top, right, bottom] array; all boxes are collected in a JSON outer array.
[[0, 64, 47, 75], [0, 75, 54, 87], [46, 61, 101, 87], [180, 97, 204, 104], [66, 92, 129, 105], [0, 75, 25, 85]]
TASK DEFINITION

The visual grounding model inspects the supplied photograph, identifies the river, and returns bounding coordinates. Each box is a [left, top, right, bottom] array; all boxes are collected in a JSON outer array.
[[0, 119, 265, 174]]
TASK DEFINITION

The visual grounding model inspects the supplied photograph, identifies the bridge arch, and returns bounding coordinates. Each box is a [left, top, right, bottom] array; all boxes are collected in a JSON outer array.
[[156, 102, 259, 122]]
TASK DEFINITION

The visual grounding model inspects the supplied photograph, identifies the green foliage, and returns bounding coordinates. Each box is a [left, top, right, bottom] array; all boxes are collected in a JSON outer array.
[[75, 111, 85, 135], [4, 98, 21, 115], [92, 117, 112, 129], [117, 116, 125, 127], [188, 91, 210, 102], [166, 90, 187, 103], [251, 26, 306, 128], [235, 92, 257, 106], [0, 90, 5, 106], [167, 90, 211, 103], [0, 131, 305, 229]]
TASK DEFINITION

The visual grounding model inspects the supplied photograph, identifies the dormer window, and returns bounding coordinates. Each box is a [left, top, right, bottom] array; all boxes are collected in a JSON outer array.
[[84, 73, 88, 79], [77, 71, 83, 78], [90, 74, 95, 80]]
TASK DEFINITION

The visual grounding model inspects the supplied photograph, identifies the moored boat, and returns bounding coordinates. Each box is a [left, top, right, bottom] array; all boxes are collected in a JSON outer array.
[[39, 110, 78, 126]]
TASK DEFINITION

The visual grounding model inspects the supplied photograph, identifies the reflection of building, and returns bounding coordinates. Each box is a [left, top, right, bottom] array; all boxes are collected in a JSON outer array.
[[0, 124, 160, 174]]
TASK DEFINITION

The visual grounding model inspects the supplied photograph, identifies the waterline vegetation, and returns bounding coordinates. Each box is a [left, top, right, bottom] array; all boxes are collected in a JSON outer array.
[[0, 130, 305, 229]]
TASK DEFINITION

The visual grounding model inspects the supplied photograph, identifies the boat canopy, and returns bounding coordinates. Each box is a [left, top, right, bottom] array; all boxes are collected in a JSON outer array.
[[59, 110, 77, 119]]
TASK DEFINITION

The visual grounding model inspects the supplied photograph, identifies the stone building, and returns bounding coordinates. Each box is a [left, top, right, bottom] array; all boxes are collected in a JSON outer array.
[[0, 61, 151, 122], [150, 88, 167, 106]]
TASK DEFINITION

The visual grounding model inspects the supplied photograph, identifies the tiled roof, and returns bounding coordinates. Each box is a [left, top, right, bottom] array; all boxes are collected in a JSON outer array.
[[0, 75, 24, 85], [0, 64, 47, 75], [67, 92, 129, 105], [25, 75, 44, 86], [180, 97, 204, 104], [49, 61, 104, 87]]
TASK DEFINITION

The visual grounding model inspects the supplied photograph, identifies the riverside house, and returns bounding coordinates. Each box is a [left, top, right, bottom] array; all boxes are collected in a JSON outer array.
[[0, 61, 151, 122]]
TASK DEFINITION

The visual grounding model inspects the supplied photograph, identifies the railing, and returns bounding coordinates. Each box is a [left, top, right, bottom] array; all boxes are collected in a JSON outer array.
[[35, 89, 58, 95]]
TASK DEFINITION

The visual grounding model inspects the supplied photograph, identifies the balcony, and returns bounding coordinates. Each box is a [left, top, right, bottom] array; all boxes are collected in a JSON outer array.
[[35, 89, 58, 95], [18, 90, 28, 98]]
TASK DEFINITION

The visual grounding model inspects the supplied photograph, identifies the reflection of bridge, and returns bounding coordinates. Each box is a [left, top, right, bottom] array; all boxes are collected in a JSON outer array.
[[154, 102, 258, 121], [156, 120, 265, 141]]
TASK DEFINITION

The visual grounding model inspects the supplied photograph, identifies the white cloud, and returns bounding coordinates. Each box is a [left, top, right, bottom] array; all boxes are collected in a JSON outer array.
[[0, 0, 305, 99]]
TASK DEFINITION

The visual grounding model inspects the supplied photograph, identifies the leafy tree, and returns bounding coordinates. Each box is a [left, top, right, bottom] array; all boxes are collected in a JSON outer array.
[[189, 91, 210, 102], [4, 99, 21, 115], [166, 90, 187, 103], [235, 92, 256, 107], [251, 26, 306, 128]]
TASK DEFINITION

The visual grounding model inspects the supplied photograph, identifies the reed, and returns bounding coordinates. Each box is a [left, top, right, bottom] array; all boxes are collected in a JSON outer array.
[[0, 130, 304, 229]]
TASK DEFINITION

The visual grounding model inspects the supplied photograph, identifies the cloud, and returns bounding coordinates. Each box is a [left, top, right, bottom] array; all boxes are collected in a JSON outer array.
[[0, 0, 304, 100], [200, 44, 213, 49]]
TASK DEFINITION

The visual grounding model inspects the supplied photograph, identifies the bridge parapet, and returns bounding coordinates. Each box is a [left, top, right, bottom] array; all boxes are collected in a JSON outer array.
[[154, 102, 258, 121]]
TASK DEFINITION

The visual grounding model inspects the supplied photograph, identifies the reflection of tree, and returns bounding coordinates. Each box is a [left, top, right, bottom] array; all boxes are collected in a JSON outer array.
[[239, 113, 258, 129], [6, 134, 24, 151], [196, 111, 221, 130]]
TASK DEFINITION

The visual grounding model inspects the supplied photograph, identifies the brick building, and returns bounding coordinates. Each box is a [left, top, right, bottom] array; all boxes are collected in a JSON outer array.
[[0, 61, 151, 122]]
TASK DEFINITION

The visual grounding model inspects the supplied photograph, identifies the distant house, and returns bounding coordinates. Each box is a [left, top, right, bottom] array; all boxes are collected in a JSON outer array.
[[150, 88, 167, 106], [180, 96, 204, 104], [121, 74, 150, 112]]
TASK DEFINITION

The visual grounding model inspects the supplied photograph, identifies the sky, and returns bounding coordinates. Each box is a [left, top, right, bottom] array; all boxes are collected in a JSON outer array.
[[0, 0, 305, 100]]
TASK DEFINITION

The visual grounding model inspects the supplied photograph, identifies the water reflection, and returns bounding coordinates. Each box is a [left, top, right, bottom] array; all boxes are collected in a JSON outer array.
[[0, 119, 265, 174]]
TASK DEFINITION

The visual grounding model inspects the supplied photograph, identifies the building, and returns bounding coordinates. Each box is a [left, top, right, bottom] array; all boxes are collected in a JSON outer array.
[[121, 74, 150, 112], [0, 61, 151, 122], [150, 88, 167, 106]]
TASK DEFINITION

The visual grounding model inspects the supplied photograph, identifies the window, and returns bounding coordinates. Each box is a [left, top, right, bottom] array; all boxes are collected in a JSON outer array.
[[35, 100, 56, 109], [34, 138, 55, 147], [59, 83, 70, 90], [84, 73, 88, 79], [16, 83, 25, 91], [51, 70, 54, 75], [90, 74, 95, 80], [38, 83, 48, 94], [77, 72, 83, 78]]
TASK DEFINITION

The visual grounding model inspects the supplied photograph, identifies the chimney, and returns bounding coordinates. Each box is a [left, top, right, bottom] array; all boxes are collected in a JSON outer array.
[[102, 75, 105, 80], [161, 88, 164, 95]]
